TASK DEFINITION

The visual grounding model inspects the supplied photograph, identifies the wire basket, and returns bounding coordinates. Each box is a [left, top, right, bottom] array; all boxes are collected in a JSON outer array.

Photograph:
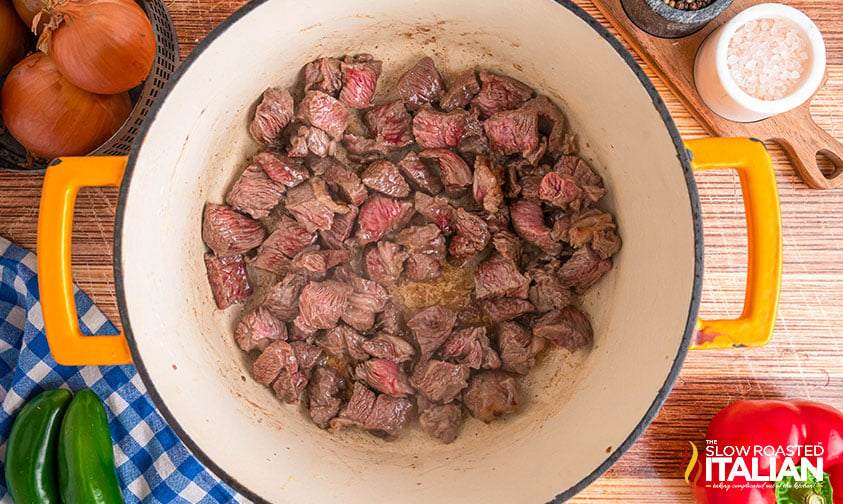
[[0, 0, 180, 173]]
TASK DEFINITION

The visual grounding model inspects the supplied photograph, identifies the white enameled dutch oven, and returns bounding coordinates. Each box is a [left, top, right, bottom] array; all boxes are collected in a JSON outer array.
[[36, 0, 784, 501]]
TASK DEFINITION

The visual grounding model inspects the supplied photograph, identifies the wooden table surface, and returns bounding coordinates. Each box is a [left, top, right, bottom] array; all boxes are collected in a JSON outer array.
[[2, 0, 842, 501]]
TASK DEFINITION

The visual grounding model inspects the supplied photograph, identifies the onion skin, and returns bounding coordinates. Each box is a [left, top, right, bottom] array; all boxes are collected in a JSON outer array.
[[12, 0, 47, 34], [0, 0, 29, 75], [1, 52, 132, 159], [49, 0, 155, 94]]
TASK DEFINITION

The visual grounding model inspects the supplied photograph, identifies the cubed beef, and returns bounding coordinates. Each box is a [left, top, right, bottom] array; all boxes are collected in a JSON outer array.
[[364, 241, 408, 285], [341, 133, 389, 163], [331, 381, 377, 430], [375, 300, 402, 335], [204, 253, 252, 309], [361, 333, 416, 363], [538, 172, 582, 210], [503, 161, 522, 198], [413, 192, 455, 235], [254, 151, 309, 188], [250, 217, 316, 273], [363, 100, 414, 151], [519, 175, 543, 201], [480, 298, 535, 323], [398, 151, 444, 195], [250, 87, 294, 145], [554, 155, 606, 206], [320, 205, 359, 250], [225, 164, 285, 220], [397, 224, 446, 282], [410, 360, 470, 403], [362, 160, 410, 198], [419, 148, 472, 197], [319, 157, 368, 206], [235, 306, 286, 352], [202, 203, 266, 257], [316, 324, 369, 361], [355, 359, 414, 397], [297, 280, 353, 329], [406, 305, 457, 360], [449, 208, 490, 261], [412, 105, 484, 150], [334, 266, 389, 332], [339, 54, 382, 109], [485, 204, 510, 234], [292, 248, 351, 278], [473, 155, 504, 214], [533, 306, 593, 351], [557, 246, 612, 293], [287, 322, 313, 342], [510, 200, 562, 255], [287, 125, 312, 158], [263, 273, 308, 321], [528, 267, 574, 313], [397, 56, 445, 110], [491, 230, 523, 264], [255, 341, 308, 403], [356, 195, 415, 244], [303, 57, 342, 96], [302, 126, 337, 158], [439, 326, 500, 370], [474, 253, 530, 300], [464, 372, 520, 423], [419, 403, 463, 444], [441, 69, 480, 112], [291, 341, 324, 378], [552, 209, 621, 259], [484, 109, 540, 160], [308, 366, 346, 428], [296, 90, 350, 140], [286, 178, 349, 233], [520, 95, 573, 154], [497, 321, 544, 374], [365, 395, 413, 440], [471, 70, 533, 118]]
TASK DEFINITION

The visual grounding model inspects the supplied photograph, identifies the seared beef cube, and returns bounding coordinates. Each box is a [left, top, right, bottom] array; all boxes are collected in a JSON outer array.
[[342, 133, 389, 163], [458, 133, 490, 156], [528, 266, 574, 313], [397, 224, 446, 282], [304, 57, 342, 96], [538, 172, 581, 210], [414, 192, 456, 235], [397, 56, 445, 110], [413, 106, 483, 150], [533, 306, 593, 351], [406, 305, 457, 360], [308, 366, 346, 428], [287, 125, 310, 158], [471, 70, 533, 119], [503, 161, 522, 198], [250, 217, 316, 273], [376, 300, 402, 335], [292, 249, 351, 278], [484, 109, 540, 160], [292, 126, 336, 158], [204, 253, 252, 309], [296, 90, 350, 140], [441, 69, 480, 112], [320, 205, 358, 250], [335, 266, 389, 332], [364, 241, 408, 285], [419, 148, 472, 197], [361, 333, 416, 364], [557, 246, 612, 293], [286, 322, 312, 342], [263, 273, 308, 321], [473, 156, 504, 214], [410, 360, 470, 403], [286, 178, 349, 233], [492, 230, 523, 264], [552, 209, 621, 259], [480, 298, 535, 323], [449, 209, 490, 261], [254, 151, 308, 188], [519, 175, 543, 201], [202, 203, 266, 257], [331, 382, 377, 430], [363, 100, 414, 151], [362, 160, 410, 198], [398, 151, 444, 195], [554, 155, 606, 206], [297, 280, 352, 329], [419, 403, 463, 444], [497, 321, 544, 374], [319, 157, 367, 206], [338, 54, 382, 109], [510, 200, 562, 255], [439, 326, 500, 370], [355, 359, 414, 397], [235, 306, 286, 352], [225, 164, 285, 220], [256, 341, 308, 403], [356, 195, 414, 244], [521, 95, 572, 154], [474, 253, 530, 300], [290, 341, 324, 378], [317, 324, 368, 361], [485, 205, 511, 234], [463, 371, 520, 422], [250, 87, 294, 145], [365, 395, 413, 440]]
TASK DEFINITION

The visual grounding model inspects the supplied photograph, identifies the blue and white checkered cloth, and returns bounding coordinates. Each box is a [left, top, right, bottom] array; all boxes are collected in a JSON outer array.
[[0, 236, 243, 503]]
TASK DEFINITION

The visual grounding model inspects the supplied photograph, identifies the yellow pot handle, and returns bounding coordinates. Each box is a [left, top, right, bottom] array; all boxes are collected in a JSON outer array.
[[686, 138, 783, 349], [37, 156, 132, 366]]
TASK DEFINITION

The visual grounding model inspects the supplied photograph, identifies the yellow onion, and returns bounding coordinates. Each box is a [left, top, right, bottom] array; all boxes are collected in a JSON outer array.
[[0, 0, 29, 75], [1, 52, 132, 159], [12, 0, 48, 34], [46, 0, 155, 94]]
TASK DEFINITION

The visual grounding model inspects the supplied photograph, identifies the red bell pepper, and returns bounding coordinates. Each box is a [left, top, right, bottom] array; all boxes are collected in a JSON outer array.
[[690, 400, 843, 504]]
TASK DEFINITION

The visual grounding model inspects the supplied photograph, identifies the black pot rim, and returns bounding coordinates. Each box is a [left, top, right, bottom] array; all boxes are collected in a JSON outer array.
[[113, 0, 704, 502]]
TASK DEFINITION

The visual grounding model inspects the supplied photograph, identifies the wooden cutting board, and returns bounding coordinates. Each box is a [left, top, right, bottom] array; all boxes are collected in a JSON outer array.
[[593, 0, 843, 189]]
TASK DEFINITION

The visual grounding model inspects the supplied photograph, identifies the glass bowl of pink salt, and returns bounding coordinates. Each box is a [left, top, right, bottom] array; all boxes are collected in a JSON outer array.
[[694, 3, 826, 122]]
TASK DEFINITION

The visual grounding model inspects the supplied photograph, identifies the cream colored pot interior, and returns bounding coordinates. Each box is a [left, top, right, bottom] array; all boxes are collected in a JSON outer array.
[[118, 0, 697, 501]]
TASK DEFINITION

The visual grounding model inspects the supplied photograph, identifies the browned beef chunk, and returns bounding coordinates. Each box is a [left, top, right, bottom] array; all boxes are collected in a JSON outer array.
[[397, 56, 445, 110], [288, 125, 336, 158], [441, 69, 480, 112], [361, 333, 416, 363], [520, 95, 573, 154], [474, 253, 530, 300], [254, 341, 308, 403], [473, 156, 504, 214], [484, 109, 540, 160], [419, 403, 463, 444], [552, 209, 620, 259], [318, 157, 367, 206], [202, 203, 266, 257], [396, 224, 446, 282], [335, 266, 389, 332], [412, 106, 483, 150], [254, 151, 309, 188], [304, 57, 342, 96], [503, 161, 522, 198], [316, 324, 369, 361], [439, 326, 500, 370], [458, 133, 490, 157], [362, 160, 410, 198], [463, 371, 520, 422], [497, 321, 544, 374], [296, 280, 352, 330], [410, 360, 469, 403], [557, 246, 611, 293], [235, 306, 286, 352], [554, 155, 606, 206], [538, 172, 582, 210], [296, 90, 350, 141], [471, 70, 533, 118], [250, 87, 294, 145], [225, 164, 285, 220], [533, 306, 593, 351], [363, 100, 414, 151], [286, 178, 349, 233], [510, 200, 562, 255], [287, 322, 312, 342], [414, 192, 456, 235], [291, 341, 324, 378], [519, 174, 543, 201], [485, 204, 510, 234], [491, 230, 523, 264], [263, 273, 307, 320], [407, 305, 457, 360], [376, 300, 401, 335], [204, 253, 252, 309], [286, 125, 310, 158], [364, 241, 408, 285], [339, 54, 382, 109], [355, 359, 414, 397], [250, 217, 316, 273], [308, 366, 346, 428], [398, 151, 444, 195], [330, 381, 376, 430], [419, 148, 472, 197], [449, 209, 490, 261], [528, 267, 574, 313], [365, 395, 413, 440], [341, 133, 389, 163], [356, 195, 415, 244], [292, 248, 351, 278], [319, 205, 358, 249], [480, 298, 535, 323]]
